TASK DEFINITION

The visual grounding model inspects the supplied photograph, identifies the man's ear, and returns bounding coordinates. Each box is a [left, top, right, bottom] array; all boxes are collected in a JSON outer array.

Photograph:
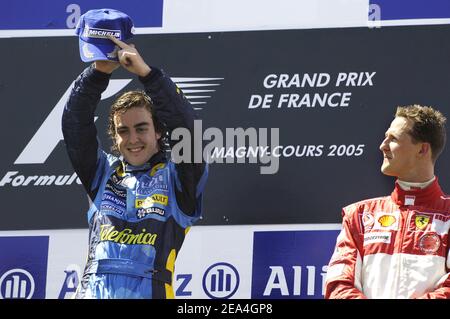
[[156, 131, 162, 140], [419, 143, 430, 156]]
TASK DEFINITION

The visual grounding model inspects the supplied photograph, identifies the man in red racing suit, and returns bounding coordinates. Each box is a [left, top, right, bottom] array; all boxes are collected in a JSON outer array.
[[325, 105, 450, 299]]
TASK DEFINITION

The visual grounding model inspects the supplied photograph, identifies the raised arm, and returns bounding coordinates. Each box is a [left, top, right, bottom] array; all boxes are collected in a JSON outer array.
[[61, 61, 118, 199]]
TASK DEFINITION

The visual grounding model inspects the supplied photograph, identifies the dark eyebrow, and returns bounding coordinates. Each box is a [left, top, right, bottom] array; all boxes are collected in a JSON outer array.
[[116, 122, 150, 130], [134, 122, 150, 128]]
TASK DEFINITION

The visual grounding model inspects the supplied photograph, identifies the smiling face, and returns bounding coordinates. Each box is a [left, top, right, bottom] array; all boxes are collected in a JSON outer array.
[[114, 106, 161, 166], [379, 116, 423, 180]]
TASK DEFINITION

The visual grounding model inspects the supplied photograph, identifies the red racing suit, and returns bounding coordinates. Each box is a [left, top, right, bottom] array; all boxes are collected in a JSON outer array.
[[325, 179, 450, 299]]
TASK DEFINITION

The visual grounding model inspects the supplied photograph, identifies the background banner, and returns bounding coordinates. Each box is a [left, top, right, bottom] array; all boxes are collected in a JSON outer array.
[[0, 1, 163, 30], [1, 26, 450, 230], [0, 225, 341, 299]]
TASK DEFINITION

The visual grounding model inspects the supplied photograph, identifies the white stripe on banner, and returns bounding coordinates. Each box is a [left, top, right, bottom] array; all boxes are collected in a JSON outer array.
[[0, 0, 368, 38], [1, 2, 448, 37]]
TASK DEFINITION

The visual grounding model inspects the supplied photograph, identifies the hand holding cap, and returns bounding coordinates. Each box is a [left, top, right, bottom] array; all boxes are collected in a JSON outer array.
[[107, 35, 151, 77], [76, 8, 134, 62]]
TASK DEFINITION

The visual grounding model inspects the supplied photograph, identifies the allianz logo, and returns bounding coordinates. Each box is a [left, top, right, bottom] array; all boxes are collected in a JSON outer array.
[[263, 265, 328, 297], [202, 262, 239, 299], [0, 269, 35, 299]]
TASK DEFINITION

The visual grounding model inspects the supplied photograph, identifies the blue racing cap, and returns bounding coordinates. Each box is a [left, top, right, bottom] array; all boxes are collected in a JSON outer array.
[[75, 8, 134, 62]]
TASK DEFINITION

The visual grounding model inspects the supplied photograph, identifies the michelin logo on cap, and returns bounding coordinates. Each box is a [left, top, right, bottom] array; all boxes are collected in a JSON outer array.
[[75, 8, 134, 62], [83, 26, 121, 39]]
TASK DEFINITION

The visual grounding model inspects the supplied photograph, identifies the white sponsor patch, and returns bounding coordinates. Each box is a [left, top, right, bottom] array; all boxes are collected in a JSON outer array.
[[430, 216, 450, 236], [362, 211, 374, 230], [405, 195, 415, 206], [364, 232, 391, 245], [325, 263, 345, 281]]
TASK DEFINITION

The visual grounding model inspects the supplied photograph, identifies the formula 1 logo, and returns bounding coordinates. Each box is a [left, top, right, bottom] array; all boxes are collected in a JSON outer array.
[[202, 262, 239, 299], [0, 269, 35, 299], [14, 79, 131, 165], [170, 77, 223, 111], [14, 77, 223, 165]]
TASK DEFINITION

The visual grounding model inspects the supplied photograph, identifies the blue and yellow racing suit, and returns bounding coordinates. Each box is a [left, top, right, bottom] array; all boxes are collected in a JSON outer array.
[[62, 65, 207, 298]]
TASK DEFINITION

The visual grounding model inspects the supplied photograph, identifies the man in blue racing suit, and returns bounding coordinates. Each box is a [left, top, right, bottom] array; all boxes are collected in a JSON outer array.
[[62, 36, 208, 298]]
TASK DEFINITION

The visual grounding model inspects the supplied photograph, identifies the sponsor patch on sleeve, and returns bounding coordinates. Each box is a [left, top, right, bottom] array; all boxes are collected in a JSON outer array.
[[325, 263, 345, 281]]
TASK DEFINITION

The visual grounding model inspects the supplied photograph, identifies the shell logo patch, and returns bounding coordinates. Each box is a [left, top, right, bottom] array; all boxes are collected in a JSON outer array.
[[373, 212, 399, 231], [378, 215, 396, 227]]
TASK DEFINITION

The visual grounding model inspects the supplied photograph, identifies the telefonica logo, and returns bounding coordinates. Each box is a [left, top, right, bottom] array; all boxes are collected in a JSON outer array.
[[0, 77, 222, 187]]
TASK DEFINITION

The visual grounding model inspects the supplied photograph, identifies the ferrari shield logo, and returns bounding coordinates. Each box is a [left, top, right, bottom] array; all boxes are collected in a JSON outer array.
[[415, 215, 430, 230]]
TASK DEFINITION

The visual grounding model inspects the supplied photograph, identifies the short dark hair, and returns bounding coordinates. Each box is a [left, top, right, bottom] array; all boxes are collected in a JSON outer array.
[[395, 104, 447, 162], [108, 90, 166, 154]]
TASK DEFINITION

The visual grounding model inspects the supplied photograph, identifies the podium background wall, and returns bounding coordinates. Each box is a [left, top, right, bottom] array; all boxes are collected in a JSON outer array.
[[0, 1, 449, 299]]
